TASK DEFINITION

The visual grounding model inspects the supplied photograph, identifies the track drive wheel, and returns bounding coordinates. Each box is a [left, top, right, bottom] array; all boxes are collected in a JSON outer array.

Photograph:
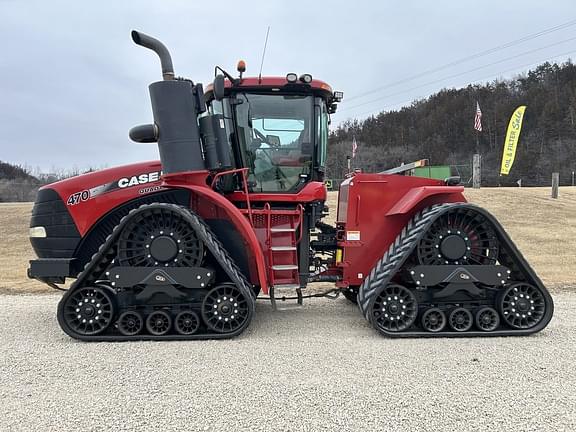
[[117, 206, 204, 268], [448, 307, 473, 332], [202, 284, 252, 334], [417, 207, 499, 265], [146, 311, 172, 336], [117, 311, 144, 336], [421, 308, 446, 332], [372, 284, 418, 333], [61, 286, 115, 336]]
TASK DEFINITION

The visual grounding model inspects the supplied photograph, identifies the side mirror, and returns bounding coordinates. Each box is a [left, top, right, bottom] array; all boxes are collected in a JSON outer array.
[[213, 74, 225, 101], [445, 176, 461, 186], [266, 135, 281, 147]]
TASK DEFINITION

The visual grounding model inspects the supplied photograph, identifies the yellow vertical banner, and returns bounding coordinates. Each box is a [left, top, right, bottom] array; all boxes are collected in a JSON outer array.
[[500, 105, 526, 175]]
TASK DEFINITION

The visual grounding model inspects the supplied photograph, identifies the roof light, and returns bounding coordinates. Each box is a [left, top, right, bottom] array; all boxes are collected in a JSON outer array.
[[237, 60, 246, 73], [29, 227, 47, 238], [286, 73, 298, 83], [299, 74, 312, 84], [333, 91, 344, 102]]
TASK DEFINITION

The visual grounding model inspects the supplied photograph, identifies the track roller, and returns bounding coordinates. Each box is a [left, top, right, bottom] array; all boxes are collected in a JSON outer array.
[[117, 311, 144, 336], [421, 308, 446, 332], [448, 307, 473, 332], [175, 311, 200, 335], [146, 311, 172, 335], [475, 307, 500, 332]]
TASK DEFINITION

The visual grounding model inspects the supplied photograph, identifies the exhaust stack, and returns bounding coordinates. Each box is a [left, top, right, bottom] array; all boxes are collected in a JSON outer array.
[[130, 30, 205, 174], [131, 30, 174, 81]]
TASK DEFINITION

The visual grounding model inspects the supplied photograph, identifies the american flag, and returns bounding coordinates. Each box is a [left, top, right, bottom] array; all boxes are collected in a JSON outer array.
[[352, 137, 358, 158], [474, 101, 482, 132]]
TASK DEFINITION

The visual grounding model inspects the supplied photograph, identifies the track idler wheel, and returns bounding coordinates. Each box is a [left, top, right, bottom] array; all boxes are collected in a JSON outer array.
[[117, 311, 144, 336], [421, 308, 446, 332], [61, 286, 115, 336], [499, 283, 546, 329], [175, 311, 200, 335], [448, 307, 473, 332], [475, 307, 500, 332], [146, 311, 172, 335], [202, 284, 251, 334], [372, 284, 418, 333]]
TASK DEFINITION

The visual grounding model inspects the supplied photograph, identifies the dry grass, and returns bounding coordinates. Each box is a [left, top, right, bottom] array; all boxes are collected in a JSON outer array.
[[0, 203, 49, 294], [1, 187, 575, 294]]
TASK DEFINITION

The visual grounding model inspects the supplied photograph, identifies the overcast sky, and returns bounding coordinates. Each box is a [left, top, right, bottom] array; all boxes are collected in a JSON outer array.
[[1, 0, 575, 171]]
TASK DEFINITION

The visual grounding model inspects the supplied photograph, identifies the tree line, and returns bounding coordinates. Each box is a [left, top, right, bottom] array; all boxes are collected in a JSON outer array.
[[328, 60, 576, 186], [0, 162, 99, 202]]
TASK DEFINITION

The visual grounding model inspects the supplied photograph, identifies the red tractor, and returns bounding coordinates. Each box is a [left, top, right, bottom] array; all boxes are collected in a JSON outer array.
[[28, 31, 553, 340]]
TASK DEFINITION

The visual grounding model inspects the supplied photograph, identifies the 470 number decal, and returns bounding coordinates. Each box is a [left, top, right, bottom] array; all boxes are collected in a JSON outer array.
[[67, 190, 90, 206]]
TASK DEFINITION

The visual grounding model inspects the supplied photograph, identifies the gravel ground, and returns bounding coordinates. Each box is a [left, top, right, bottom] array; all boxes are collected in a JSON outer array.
[[1, 292, 575, 432]]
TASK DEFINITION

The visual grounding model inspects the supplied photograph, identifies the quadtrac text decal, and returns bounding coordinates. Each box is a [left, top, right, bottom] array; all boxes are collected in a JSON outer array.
[[66, 171, 162, 206]]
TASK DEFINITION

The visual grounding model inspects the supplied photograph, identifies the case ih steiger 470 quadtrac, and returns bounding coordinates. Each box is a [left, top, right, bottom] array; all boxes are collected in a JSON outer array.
[[28, 31, 553, 340]]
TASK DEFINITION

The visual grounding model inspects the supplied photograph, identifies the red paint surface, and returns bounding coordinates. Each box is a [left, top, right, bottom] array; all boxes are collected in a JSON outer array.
[[335, 173, 466, 287]]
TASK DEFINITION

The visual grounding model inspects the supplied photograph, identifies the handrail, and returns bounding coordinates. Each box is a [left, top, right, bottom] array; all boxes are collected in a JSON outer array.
[[295, 204, 304, 243], [210, 168, 253, 226]]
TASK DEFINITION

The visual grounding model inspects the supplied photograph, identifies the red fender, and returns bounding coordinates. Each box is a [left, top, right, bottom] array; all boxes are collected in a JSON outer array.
[[386, 186, 465, 216], [170, 181, 269, 293]]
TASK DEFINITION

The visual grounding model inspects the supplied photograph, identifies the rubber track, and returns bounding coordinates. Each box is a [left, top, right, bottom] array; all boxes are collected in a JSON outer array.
[[357, 203, 554, 338], [57, 203, 256, 341]]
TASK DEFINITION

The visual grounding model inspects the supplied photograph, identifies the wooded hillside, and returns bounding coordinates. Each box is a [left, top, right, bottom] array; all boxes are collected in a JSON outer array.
[[329, 61, 576, 186]]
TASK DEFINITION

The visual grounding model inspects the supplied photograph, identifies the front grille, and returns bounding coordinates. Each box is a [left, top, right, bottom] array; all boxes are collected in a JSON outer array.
[[30, 188, 81, 258]]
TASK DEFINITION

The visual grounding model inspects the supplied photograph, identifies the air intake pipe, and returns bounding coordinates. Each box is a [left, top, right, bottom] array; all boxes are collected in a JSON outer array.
[[131, 30, 206, 174]]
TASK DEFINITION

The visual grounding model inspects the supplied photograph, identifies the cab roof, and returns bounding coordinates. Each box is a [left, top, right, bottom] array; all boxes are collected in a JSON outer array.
[[204, 76, 334, 100]]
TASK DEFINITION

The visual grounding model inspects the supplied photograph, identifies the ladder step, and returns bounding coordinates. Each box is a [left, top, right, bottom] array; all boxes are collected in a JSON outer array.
[[270, 246, 297, 251], [271, 265, 299, 271], [270, 227, 296, 233]]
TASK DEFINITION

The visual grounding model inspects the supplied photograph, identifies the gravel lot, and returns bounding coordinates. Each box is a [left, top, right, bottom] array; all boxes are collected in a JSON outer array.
[[2, 292, 575, 432]]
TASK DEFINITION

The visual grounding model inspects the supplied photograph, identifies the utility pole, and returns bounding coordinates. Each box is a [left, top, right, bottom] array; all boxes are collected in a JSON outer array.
[[473, 154, 481, 189]]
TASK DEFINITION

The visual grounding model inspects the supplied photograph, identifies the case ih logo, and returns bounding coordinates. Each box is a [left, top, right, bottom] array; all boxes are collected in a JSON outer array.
[[67, 171, 162, 205], [118, 171, 161, 188]]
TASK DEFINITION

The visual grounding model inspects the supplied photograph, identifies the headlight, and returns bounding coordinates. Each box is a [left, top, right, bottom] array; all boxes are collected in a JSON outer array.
[[29, 226, 47, 238], [286, 73, 298, 83]]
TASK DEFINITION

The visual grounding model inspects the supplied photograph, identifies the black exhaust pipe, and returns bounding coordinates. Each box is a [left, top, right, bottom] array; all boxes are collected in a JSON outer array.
[[131, 30, 174, 81], [130, 30, 206, 174]]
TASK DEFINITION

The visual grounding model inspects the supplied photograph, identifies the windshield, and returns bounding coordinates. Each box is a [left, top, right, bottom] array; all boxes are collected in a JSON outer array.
[[234, 93, 314, 192]]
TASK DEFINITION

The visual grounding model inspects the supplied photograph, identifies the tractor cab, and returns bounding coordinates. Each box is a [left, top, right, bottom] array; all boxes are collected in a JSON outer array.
[[204, 69, 343, 193]]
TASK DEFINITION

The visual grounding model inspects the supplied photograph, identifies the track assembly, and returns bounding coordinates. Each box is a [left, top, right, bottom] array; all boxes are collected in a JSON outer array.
[[359, 203, 554, 337], [57, 204, 255, 341]]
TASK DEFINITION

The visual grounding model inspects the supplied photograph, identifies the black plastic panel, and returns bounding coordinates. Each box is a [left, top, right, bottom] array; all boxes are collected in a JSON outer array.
[[29, 188, 81, 259]]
